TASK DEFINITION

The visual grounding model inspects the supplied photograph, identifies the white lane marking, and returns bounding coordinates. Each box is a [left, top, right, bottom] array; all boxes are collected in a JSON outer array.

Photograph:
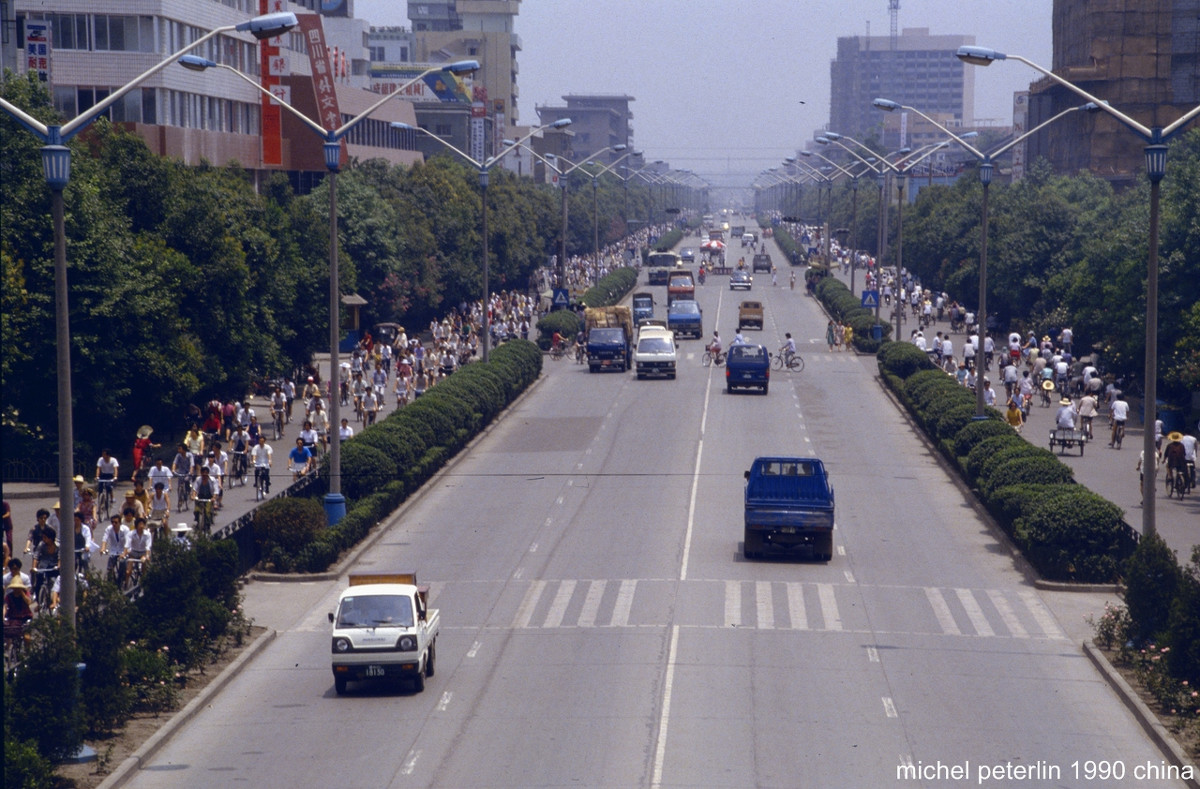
[[899, 754, 914, 771], [1019, 589, 1066, 639], [724, 580, 742, 627], [576, 461, 583, 469], [577, 580, 605, 628], [436, 691, 452, 711], [650, 626, 681, 789], [817, 583, 842, 631], [955, 588, 994, 637], [803, 436, 811, 443], [513, 566, 524, 580], [402, 749, 421, 775], [544, 580, 576, 628], [610, 579, 636, 627], [756, 581, 774, 630], [883, 697, 898, 718], [679, 439, 703, 582], [837, 545, 846, 556], [866, 646, 880, 662], [467, 641, 481, 658], [529, 542, 539, 553], [544, 517, 553, 527], [925, 587, 960, 635], [786, 582, 808, 630], [843, 570, 856, 584], [556, 495, 564, 505], [512, 580, 544, 628], [987, 590, 1028, 638]]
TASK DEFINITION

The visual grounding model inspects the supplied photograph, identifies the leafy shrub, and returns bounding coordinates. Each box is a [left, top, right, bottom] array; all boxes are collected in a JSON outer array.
[[963, 434, 1030, 479], [535, 310, 581, 349], [2, 734, 57, 789], [338, 441, 396, 500], [580, 267, 638, 308], [123, 642, 178, 714], [652, 228, 683, 251], [77, 577, 135, 735], [1167, 546, 1200, 683], [878, 341, 935, 380], [904, 368, 957, 404], [977, 444, 1058, 486], [401, 398, 458, 450], [1016, 488, 1130, 582], [136, 537, 214, 669], [953, 418, 1016, 458], [1123, 533, 1182, 642], [382, 412, 435, 458], [7, 615, 85, 762], [848, 313, 890, 352], [980, 454, 1074, 499], [934, 403, 987, 442], [254, 497, 325, 556], [352, 428, 415, 475], [985, 483, 1071, 529]]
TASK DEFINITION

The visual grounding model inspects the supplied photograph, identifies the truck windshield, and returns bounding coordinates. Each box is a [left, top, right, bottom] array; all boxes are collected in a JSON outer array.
[[337, 594, 415, 628], [638, 337, 672, 353], [729, 346, 766, 360], [589, 328, 623, 342], [647, 253, 680, 268]]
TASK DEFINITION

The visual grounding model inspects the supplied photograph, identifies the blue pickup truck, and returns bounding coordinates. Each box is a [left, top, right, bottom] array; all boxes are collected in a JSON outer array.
[[743, 457, 835, 561], [666, 299, 703, 339], [725, 344, 770, 394]]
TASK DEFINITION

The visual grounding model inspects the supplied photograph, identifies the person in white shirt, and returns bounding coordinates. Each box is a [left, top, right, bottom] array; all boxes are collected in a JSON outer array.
[[100, 515, 130, 581], [251, 435, 274, 496], [339, 418, 354, 441], [1109, 394, 1130, 448], [120, 518, 153, 586], [146, 457, 173, 496]]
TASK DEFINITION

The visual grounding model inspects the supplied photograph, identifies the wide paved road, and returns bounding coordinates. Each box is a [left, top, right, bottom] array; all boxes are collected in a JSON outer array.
[[125, 225, 1185, 788]]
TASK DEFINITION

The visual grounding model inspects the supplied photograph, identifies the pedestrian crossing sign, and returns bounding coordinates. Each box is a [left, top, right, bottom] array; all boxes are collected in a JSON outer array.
[[552, 288, 570, 310], [861, 290, 879, 308]]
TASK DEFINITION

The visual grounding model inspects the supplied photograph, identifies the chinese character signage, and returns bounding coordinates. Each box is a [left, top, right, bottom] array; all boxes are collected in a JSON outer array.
[[259, 0, 285, 165], [298, 14, 346, 168], [24, 22, 51, 85]]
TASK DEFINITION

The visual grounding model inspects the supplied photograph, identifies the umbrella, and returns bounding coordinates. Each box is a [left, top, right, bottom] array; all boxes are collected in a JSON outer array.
[[137, 425, 154, 439]]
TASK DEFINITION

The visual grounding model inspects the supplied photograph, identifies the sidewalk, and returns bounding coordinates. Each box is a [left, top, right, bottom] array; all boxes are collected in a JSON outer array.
[[826, 261, 1198, 564]]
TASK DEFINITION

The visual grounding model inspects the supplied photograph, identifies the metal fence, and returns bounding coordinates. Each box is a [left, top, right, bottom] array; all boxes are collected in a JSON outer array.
[[3, 457, 90, 483]]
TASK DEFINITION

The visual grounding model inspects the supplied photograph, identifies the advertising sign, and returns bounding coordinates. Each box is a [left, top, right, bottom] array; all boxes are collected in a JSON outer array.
[[24, 22, 51, 85]]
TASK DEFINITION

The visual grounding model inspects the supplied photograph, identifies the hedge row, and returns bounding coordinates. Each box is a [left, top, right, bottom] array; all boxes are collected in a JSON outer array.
[[534, 310, 582, 350], [877, 342, 1137, 583], [253, 340, 543, 573], [651, 228, 683, 252], [815, 275, 893, 354], [579, 266, 638, 308]]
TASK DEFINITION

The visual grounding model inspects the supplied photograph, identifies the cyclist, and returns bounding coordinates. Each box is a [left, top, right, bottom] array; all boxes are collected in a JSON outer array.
[[732, 329, 748, 346], [100, 515, 128, 583], [120, 518, 152, 587], [289, 438, 313, 481], [1109, 392, 1130, 448], [270, 387, 286, 437], [171, 444, 194, 511], [1163, 433, 1188, 494], [191, 466, 217, 533], [251, 434, 273, 497], [551, 330, 564, 354], [230, 426, 251, 485], [4, 574, 33, 628], [1181, 432, 1198, 488], [148, 483, 171, 535], [30, 526, 59, 609], [95, 448, 119, 511], [706, 330, 723, 359], [310, 400, 330, 452], [779, 333, 798, 367]]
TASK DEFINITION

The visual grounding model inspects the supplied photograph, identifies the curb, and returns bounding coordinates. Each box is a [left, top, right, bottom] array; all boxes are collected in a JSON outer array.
[[247, 371, 549, 584], [1083, 642, 1200, 787], [95, 627, 278, 789]]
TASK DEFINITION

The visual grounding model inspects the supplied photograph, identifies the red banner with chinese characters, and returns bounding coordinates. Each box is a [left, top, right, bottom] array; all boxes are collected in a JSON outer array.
[[297, 13, 346, 168], [259, 0, 285, 165]]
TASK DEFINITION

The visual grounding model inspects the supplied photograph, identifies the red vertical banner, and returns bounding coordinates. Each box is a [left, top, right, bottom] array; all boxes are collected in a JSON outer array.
[[259, 0, 285, 165], [298, 14, 346, 167]]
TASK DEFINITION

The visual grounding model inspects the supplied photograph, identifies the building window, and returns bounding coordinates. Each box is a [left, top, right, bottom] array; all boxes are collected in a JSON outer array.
[[369, 46, 385, 62], [50, 13, 89, 50], [94, 15, 157, 53]]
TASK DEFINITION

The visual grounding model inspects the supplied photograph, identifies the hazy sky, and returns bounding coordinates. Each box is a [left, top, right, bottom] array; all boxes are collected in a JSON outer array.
[[354, 0, 1052, 188]]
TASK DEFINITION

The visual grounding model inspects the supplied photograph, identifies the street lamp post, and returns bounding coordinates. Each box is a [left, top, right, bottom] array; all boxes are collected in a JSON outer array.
[[874, 96, 1100, 418], [588, 150, 637, 274], [395, 119, 570, 361], [554, 144, 626, 294], [0, 11, 299, 630], [956, 45, 1200, 536], [182, 54, 479, 523]]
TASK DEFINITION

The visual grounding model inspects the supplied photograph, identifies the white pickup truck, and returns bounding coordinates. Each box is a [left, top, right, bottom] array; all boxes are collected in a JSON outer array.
[[328, 573, 439, 695]]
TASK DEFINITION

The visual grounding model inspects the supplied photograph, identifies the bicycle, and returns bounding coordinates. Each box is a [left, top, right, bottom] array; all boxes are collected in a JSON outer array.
[[574, 343, 586, 364], [176, 474, 192, 512], [1110, 420, 1126, 449], [121, 557, 146, 592], [1166, 465, 1191, 500], [549, 344, 566, 361], [194, 498, 215, 535], [772, 351, 805, 372], [32, 567, 58, 613], [701, 348, 726, 367], [272, 409, 285, 441], [97, 479, 114, 521], [254, 466, 271, 501], [231, 451, 248, 487], [4, 620, 30, 674]]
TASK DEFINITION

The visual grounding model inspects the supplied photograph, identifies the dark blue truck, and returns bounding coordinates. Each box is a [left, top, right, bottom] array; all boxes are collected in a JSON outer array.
[[725, 343, 770, 394], [743, 457, 835, 561]]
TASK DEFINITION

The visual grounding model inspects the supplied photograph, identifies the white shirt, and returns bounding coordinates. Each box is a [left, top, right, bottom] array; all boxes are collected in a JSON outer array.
[[147, 465, 173, 490], [1111, 400, 1130, 421], [339, 425, 354, 440], [251, 443, 273, 467]]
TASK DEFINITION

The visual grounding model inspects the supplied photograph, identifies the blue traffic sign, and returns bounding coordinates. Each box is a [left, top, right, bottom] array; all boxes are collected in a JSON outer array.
[[861, 290, 879, 308], [552, 288, 570, 309]]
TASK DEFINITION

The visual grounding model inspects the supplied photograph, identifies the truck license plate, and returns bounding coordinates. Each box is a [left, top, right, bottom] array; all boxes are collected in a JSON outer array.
[[781, 527, 797, 534], [366, 665, 385, 677]]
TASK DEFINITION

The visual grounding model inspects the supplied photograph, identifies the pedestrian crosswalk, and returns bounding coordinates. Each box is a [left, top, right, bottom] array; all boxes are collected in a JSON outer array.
[[479, 579, 1067, 640]]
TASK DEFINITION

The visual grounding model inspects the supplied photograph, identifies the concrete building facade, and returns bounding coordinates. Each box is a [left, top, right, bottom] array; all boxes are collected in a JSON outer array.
[[1026, 0, 1200, 181], [535, 94, 633, 166]]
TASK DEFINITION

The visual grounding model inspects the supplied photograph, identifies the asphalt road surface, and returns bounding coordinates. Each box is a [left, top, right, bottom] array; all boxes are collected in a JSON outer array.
[[123, 226, 1187, 788]]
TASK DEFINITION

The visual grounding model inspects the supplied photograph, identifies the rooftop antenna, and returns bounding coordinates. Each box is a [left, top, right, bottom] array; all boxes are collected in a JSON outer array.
[[889, 0, 899, 50]]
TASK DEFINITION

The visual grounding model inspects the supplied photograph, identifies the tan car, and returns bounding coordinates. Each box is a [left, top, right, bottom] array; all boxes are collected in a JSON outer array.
[[738, 300, 764, 330]]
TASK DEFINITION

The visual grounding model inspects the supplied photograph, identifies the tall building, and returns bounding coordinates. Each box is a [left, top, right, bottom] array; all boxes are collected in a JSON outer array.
[[1026, 0, 1200, 180], [11, 1, 423, 188], [535, 94, 634, 165], [829, 27, 976, 146]]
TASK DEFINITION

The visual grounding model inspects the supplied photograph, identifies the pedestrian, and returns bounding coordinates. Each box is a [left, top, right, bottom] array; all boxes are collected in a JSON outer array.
[[825, 320, 837, 352], [842, 322, 853, 351], [1005, 397, 1025, 432]]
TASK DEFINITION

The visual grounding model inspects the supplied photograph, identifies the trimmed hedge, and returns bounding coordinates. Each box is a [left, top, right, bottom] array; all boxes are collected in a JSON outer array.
[[262, 339, 543, 573], [535, 310, 582, 349], [652, 228, 684, 251], [580, 266, 638, 308], [876, 341, 1134, 584], [813, 275, 891, 353]]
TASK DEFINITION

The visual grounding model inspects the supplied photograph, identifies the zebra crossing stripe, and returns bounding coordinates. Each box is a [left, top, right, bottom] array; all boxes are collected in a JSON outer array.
[[756, 581, 774, 630], [925, 587, 960, 635], [786, 582, 808, 630], [817, 583, 842, 630], [577, 580, 605, 628], [955, 588, 995, 637], [611, 579, 636, 627], [513, 580, 545, 629], [1018, 589, 1066, 639], [987, 589, 1028, 638], [544, 580, 576, 628], [725, 580, 741, 627]]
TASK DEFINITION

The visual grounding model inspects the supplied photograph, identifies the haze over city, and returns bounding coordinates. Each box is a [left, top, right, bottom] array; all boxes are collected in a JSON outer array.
[[354, 0, 1054, 186]]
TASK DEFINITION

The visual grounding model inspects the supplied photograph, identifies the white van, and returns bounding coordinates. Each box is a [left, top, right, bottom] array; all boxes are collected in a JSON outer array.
[[634, 326, 677, 380]]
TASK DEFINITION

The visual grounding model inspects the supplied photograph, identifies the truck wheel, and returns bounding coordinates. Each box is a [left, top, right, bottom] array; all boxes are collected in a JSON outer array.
[[334, 676, 347, 695], [413, 666, 426, 693], [762, 383, 769, 395], [744, 530, 762, 560], [426, 642, 436, 677], [589, 364, 597, 373], [816, 534, 834, 562], [637, 372, 645, 380]]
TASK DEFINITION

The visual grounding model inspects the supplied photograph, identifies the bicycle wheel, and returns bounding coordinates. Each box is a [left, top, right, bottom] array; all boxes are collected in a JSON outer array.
[[702, 352, 712, 367], [790, 355, 805, 372], [772, 354, 784, 371]]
